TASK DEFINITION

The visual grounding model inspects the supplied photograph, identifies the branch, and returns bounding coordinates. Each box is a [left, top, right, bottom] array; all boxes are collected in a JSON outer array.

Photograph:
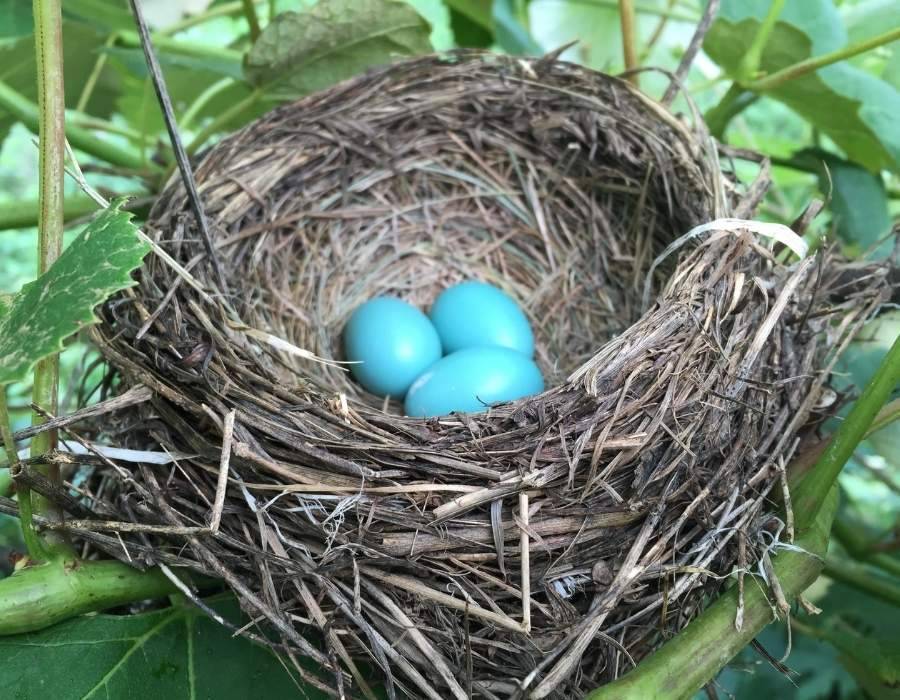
[[30, 0, 70, 555], [736, 0, 785, 82], [241, 0, 262, 41], [746, 26, 900, 92], [586, 486, 838, 699], [0, 195, 98, 232], [823, 556, 900, 608], [619, 0, 639, 88], [0, 80, 149, 171], [0, 558, 179, 634], [793, 334, 900, 531], [0, 390, 48, 561]]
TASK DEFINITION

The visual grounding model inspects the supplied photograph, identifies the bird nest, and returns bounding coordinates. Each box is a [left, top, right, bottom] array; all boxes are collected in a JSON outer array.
[[79, 53, 885, 698]]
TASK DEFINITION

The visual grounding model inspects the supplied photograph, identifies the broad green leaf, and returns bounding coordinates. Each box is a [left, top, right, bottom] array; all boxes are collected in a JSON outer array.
[[493, 0, 541, 55], [528, 0, 621, 69], [445, 0, 491, 29], [842, 0, 900, 47], [102, 45, 245, 82], [63, 0, 136, 32], [0, 21, 122, 144], [0, 200, 149, 386], [0, 597, 328, 699], [245, 0, 432, 99], [448, 7, 494, 48], [815, 623, 900, 698], [704, 0, 900, 173], [808, 150, 892, 257], [0, 0, 32, 39], [404, 0, 454, 51]]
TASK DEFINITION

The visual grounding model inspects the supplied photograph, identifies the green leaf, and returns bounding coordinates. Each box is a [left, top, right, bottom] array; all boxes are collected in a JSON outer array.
[[0, 597, 329, 699], [404, 0, 454, 51], [805, 150, 893, 257], [0, 0, 33, 39], [814, 623, 900, 698], [0, 200, 149, 386], [102, 45, 245, 82], [445, 0, 491, 29], [493, 0, 542, 55], [704, 0, 900, 173], [63, 0, 137, 32], [527, 0, 621, 69], [245, 0, 432, 99]]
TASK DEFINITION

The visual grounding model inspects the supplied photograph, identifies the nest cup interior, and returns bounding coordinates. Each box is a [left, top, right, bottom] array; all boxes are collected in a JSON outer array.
[[181, 54, 717, 410]]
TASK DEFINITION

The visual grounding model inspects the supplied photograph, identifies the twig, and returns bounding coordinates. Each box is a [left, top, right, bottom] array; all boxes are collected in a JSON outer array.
[[240, 0, 262, 41], [746, 26, 900, 92], [126, 0, 227, 289], [619, 0, 640, 88], [209, 409, 235, 533], [661, 0, 719, 106], [519, 492, 531, 633]]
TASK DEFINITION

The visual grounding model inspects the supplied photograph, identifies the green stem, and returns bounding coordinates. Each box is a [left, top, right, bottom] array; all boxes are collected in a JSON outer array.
[[0, 196, 98, 232], [793, 335, 900, 531], [158, 0, 268, 37], [30, 0, 67, 545], [75, 32, 117, 113], [832, 514, 900, 580], [549, 0, 696, 22], [185, 88, 262, 156], [704, 83, 758, 139], [179, 77, 234, 132], [619, 0, 639, 87], [0, 80, 149, 171], [586, 486, 838, 700], [0, 389, 49, 561], [116, 30, 244, 68], [736, 0, 786, 82], [823, 556, 900, 608], [0, 559, 178, 635], [745, 26, 900, 92], [241, 0, 262, 41]]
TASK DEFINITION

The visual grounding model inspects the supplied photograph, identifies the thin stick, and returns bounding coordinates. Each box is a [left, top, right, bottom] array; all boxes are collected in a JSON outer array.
[[746, 26, 900, 92], [361, 567, 526, 634], [209, 409, 235, 533], [661, 0, 719, 105], [777, 455, 794, 543], [126, 0, 226, 289], [619, 0, 640, 88], [519, 492, 531, 633]]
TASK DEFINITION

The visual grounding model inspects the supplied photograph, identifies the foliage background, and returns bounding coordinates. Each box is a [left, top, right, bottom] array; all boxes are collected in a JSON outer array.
[[0, 0, 897, 698]]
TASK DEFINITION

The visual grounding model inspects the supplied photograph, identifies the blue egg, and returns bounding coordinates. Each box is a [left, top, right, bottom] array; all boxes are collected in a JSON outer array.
[[344, 297, 442, 398], [404, 347, 544, 418], [430, 281, 534, 357]]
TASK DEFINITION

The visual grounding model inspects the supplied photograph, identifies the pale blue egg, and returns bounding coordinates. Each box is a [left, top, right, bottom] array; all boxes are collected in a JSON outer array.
[[344, 297, 442, 398], [429, 281, 534, 357], [404, 347, 544, 417]]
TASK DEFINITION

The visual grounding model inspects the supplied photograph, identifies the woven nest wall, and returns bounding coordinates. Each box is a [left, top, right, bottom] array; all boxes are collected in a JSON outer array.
[[84, 53, 886, 699]]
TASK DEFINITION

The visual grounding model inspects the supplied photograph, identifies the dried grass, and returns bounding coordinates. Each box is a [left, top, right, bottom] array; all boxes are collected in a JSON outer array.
[[39, 52, 889, 697]]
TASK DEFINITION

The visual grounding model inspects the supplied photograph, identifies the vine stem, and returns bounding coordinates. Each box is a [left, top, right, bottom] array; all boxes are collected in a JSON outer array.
[[0, 389, 48, 561], [0, 80, 149, 171], [736, 0, 786, 82], [619, 0, 640, 88], [793, 334, 900, 531], [241, 0, 262, 41], [0, 559, 179, 634], [746, 25, 900, 92], [30, 0, 68, 549], [823, 556, 900, 608]]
